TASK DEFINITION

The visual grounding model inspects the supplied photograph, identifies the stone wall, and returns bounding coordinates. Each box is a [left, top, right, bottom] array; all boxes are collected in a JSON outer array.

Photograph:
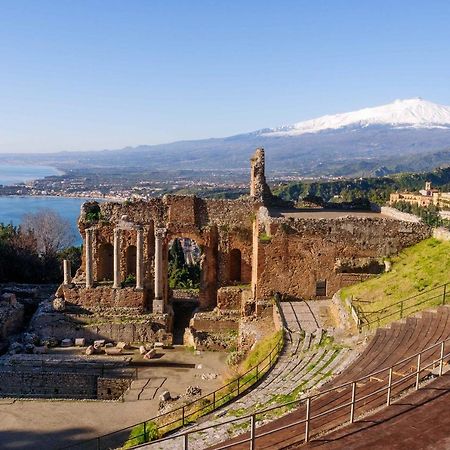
[[0, 370, 98, 399], [97, 377, 131, 400], [255, 213, 431, 300], [59, 285, 147, 309]]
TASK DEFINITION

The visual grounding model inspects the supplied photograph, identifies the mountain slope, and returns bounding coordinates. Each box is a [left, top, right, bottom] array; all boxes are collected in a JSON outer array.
[[3, 98, 450, 176]]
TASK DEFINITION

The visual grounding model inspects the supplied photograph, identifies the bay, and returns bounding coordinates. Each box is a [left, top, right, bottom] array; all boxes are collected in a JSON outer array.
[[0, 196, 97, 245], [0, 164, 61, 185]]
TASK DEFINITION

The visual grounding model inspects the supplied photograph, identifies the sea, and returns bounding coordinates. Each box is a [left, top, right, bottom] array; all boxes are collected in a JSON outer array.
[[0, 164, 100, 245]]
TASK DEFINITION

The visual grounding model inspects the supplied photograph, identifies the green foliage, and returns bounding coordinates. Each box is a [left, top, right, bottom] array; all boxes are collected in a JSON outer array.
[[123, 274, 136, 286], [275, 166, 450, 206], [0, 223, 79, 283], [124, 421, 158, 448], [391, 201, 443, 227], [168, 238, 201, 289], [259, 232, 272, 243], [57, 246, 82, 276]]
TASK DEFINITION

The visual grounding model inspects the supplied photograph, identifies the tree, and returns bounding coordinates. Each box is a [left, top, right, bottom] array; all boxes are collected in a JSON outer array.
[[21, 209, 75, 257]]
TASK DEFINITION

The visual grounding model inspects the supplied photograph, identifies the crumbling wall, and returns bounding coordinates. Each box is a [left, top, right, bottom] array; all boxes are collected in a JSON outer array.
[[255, 215, 431, 300]]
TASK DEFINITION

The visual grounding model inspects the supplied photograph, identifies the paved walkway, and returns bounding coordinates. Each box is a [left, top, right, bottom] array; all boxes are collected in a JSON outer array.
[[0, 348, 226, 450]]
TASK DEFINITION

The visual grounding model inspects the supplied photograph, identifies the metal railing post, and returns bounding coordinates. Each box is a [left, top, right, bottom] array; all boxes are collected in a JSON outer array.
[[350, 382, 356, 423], [439, 341, 445, 376], [387, 367, 393, 406], [182, 406, 185, 426], [96, 437, 100, 450], [415, 353, 421, 390], [304, 397, 311, 443], [183, 433, 189, 450], [213, 391, 216, 409], [250, 414, 256, 450]]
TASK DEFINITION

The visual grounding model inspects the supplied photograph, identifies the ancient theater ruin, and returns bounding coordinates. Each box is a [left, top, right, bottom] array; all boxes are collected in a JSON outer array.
[[43, 148, 430, 348]]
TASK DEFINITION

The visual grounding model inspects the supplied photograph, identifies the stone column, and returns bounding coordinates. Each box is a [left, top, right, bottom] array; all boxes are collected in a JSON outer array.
[[113, 228, 121, 289], [63, 259, 72, 285], [136, 228, 144, 290], [85, 229, 93, 288], [153, 228, 166, 313]]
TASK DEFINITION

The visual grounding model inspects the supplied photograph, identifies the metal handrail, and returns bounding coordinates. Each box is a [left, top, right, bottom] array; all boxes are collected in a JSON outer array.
[[354, 282, 448, 330], [133, 335, 450, 449]]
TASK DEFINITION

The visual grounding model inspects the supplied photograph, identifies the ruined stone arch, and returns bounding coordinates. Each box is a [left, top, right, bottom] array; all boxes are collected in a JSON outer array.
[[98, 242, 113, 281]]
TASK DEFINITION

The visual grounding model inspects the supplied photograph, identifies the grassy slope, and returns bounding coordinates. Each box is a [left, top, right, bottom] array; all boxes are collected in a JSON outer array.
[[341, 238, 450, 314]]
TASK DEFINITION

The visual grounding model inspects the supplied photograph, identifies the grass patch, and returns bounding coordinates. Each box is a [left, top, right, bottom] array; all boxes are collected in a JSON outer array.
[[239, 330, 283, 373], [123, 421, 158, 448], [341, 238, 450, 322]]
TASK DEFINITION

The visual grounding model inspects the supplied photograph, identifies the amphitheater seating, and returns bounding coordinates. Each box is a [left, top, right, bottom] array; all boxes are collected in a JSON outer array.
[[209, 305, 450, 449]]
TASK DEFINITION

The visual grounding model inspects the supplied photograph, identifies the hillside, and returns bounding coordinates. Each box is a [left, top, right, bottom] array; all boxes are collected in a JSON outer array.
[[274, 166, 450, 204], [3, 99, 450, 177], [341, 238, 450, 317]]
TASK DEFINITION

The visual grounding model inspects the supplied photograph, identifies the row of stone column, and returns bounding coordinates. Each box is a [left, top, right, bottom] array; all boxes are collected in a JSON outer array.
[[82, 227, 145, 289]]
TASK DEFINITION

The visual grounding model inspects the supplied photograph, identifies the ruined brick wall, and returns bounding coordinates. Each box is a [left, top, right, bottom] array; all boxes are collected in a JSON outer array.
[[255, 214, 431, 300], [70, 195, 256, 311], [60, 285, 146, 309]]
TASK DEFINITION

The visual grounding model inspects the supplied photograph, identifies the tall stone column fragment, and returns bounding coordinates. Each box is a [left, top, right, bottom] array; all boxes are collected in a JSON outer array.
[[85, 229, 93, 288], [63, 259, 72, 285], [113, 228, 121, 289], [136, 228, 144, 289], [153, 228, 166, 313]]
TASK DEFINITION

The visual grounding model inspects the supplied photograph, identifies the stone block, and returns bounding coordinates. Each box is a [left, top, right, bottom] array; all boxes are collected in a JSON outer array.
[[74, 338, 86, 347], [159, 390, 171, 402], [139, 345, 146, 355], [61, 338, 72, 347], [116, 341, 129, 349], [154, 342, 164, 349], [85, 345, 95, 355], [94, 339, 105, 347], [143, 348, 157, 359], [105, 347, 123, 355]]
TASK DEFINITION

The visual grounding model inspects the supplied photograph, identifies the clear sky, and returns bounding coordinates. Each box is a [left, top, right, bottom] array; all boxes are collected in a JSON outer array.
[[1, 0, 450, 153]]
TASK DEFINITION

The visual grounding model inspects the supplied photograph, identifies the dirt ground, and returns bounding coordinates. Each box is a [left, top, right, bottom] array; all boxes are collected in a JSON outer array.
[[0, 346, 228, 450]]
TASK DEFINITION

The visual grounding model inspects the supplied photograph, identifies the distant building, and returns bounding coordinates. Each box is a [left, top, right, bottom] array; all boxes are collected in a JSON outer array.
[[390, 182, 450, 209]]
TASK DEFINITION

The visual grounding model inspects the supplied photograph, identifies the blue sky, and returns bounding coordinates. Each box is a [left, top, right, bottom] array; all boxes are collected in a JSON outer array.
[[1, 0, 450, 153]]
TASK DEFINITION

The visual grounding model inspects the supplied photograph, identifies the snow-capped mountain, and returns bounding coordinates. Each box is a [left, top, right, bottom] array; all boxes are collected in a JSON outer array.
[[6, 98, 450, 177], [261, 98, 450, 137]]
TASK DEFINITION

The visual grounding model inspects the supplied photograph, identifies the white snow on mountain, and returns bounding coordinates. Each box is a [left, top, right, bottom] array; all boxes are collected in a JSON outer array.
[[261, 98, 450, 137]]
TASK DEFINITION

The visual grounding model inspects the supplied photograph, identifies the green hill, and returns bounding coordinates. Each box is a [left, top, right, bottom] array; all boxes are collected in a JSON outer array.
[[341, 238, 450, 323]]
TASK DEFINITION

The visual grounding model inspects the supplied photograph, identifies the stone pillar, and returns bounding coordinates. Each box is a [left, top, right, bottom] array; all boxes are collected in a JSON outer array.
[[113, 228, 121, 289], [85, 229, 93, 288], [63, 259, 72, 285], [136, 228, 144, 290], [153, 228, 166, 313]]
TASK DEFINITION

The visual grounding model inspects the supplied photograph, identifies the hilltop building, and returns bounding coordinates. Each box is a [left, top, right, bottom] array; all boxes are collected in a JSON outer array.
[[390, 182, 450, 209]]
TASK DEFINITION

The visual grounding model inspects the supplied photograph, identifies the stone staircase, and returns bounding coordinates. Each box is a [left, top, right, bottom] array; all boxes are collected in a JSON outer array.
[[144, 302, 354, 450]]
